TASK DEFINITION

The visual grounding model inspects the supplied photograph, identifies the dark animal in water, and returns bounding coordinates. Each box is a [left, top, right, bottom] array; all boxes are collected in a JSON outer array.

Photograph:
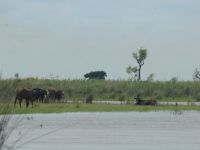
[[84, 71, 107, 80], [32, 88, 47, 103], [135, 99, 157, 105], [135, 96, 157, 105], [46, 88, 64, 102], [14, 88, 34, 108]]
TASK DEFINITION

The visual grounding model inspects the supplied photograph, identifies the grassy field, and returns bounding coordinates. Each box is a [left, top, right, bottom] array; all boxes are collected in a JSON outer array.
[[1, 78, 200, 114], [1, 103, 200, 114], [1, 78, 200, 103]]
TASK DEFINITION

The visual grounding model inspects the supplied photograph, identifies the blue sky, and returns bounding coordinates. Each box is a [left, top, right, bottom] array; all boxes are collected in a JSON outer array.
[[0, 0, 200, 80]]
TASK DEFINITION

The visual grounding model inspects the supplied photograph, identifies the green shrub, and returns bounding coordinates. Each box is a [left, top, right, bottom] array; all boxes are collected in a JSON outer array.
[[118, 95, 125, 103]]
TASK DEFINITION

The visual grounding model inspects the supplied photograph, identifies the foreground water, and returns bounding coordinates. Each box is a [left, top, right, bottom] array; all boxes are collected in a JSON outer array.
[[6, 111, 200, 150]]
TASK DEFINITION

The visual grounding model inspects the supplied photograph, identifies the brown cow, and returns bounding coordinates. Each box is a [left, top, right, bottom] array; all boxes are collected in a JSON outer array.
[[46, 88, 56, 101], [14, 88, 34, 108], [46, 88, 64, 102], [54, 90, 64, 101]]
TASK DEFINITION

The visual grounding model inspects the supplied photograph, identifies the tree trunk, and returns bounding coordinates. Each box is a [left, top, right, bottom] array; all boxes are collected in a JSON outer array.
[[138, 65, 141, 81]]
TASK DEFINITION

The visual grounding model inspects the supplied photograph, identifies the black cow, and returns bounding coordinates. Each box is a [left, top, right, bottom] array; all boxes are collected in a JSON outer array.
[[84, 71, 107, 80], [14, 88, 34, 108], [32, 88, 47, 103]]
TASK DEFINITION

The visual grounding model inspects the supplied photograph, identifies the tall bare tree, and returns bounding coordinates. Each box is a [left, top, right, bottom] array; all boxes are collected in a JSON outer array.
[[127, 48, 147, 81]]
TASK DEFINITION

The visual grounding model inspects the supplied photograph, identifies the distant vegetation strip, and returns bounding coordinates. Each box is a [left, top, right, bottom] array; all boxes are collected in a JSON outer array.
[[1, 78, 200, 103]]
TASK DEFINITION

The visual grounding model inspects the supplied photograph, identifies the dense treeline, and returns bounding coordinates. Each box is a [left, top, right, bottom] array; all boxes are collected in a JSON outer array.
[[1, 78, 200, 102]]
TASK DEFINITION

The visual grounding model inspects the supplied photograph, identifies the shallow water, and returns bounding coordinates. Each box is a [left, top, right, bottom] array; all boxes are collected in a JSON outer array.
[[5, 111, 200, 150]]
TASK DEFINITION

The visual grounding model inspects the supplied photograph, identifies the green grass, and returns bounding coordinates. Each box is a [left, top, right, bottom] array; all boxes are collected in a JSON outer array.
[[1, 103, 200, 114], [1, 78, 200, 114], [1, 78, 200, 104]]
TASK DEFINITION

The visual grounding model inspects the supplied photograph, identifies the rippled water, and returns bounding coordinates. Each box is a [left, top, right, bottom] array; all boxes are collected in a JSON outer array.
[[5, 111, 200, 150]]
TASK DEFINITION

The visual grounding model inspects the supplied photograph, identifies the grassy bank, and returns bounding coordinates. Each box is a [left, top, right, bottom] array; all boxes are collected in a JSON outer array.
[[1, 103, 200, 114], [1, 78, 200, 102]]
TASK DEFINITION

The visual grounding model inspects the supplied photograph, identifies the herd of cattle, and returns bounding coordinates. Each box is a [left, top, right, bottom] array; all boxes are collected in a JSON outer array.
[[14, 88, 157, 108], [14, 88, 64, 108]]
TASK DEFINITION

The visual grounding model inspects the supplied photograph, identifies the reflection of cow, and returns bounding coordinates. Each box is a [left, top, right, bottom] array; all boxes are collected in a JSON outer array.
[[46, 88, 64, 102], [135, 95, 157, 105], [32, 88, 47, 103], [84, 71, 107, 80], [14, 88, 34, 108]]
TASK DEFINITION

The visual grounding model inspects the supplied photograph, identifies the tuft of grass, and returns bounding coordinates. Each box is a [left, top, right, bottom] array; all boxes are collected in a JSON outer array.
[[75, 103, 80, 109]]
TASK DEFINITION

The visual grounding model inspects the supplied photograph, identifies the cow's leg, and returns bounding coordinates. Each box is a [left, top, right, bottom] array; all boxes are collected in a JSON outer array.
[[26, 99, 29, 108], [30, 100, 33, 108], [40, 97, 43, 103], [19, 98, 22, 108], [41, 96, 44, 103], [41, 98, 43, 103], [14, 96, 18, 108]]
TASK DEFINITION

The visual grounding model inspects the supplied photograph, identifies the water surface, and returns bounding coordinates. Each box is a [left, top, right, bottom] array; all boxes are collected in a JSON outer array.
[[6, 111, 200, 150]]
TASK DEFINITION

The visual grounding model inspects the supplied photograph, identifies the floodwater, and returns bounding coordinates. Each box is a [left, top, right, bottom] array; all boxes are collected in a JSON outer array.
[[5, 111, 200, 150]]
